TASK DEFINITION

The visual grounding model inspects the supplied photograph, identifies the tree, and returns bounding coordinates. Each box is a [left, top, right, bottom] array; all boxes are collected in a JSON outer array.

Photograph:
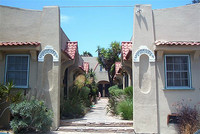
[[82, 51, 93, 57], [96, 41, 121, 86], [192, 0, 200, 3]]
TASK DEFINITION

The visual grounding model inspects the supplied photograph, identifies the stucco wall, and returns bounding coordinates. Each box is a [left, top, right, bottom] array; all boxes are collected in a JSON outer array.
[[153, 4, 200, 41], [0, 5, 61, 130], [82, 57, 109, 83], [154, 4, 200, 134], [132, 4, 200, 134], [0, 5, 41, 42]]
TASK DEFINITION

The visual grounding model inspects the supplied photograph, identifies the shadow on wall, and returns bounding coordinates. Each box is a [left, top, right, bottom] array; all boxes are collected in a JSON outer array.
[[136, 12, 148, 30], [139, 54, 151, 93], [42, 54, 54, 114]]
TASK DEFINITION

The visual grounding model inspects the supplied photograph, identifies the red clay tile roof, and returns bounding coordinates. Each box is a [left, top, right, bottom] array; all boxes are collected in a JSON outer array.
[[155, 40, 200, 46], [64, 41, 78, 60], [83, 62, 89, 73], [115, 62, 122, 74], [0, 42, 41, 46], [121, 41, 132, 60]]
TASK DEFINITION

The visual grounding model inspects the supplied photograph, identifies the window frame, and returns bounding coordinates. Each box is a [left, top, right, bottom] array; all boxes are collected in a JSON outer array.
[[5, 54, 30, 88], [164, 54, 192, 90]]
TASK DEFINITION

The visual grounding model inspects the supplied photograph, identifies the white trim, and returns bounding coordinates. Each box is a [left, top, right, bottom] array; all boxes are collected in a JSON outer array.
[[38, 45, 59, 62], [133, 46, 155, 62], [5, 54, 30, 88], [164, 54, 192, 90]]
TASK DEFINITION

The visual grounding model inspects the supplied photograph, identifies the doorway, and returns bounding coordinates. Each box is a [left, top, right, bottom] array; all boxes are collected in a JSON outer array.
[[98, 81, 110, 97]]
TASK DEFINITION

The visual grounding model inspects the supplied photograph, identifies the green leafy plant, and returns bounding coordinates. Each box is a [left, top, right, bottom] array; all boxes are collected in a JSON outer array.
[[61, 85, 90, 118], [116, 99, 133, 120], [61, 70, 98, 119], [107, 85, 133, 120], [61, 98, 86, 118], [10, 98, 53, 133], [107, 85, 124, 115], [124, 86, 133, 99], [0, 82, 23, 119]]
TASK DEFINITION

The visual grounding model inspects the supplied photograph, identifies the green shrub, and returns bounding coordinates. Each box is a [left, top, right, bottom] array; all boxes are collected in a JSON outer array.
[[108, 86, 124, 115], [124, 86, 133, 99], [117, 99, 133, 120], [61, 85, 90, 118], [109, 88, 124, 97], [10, 98, 53, 133], [108, 85, 119, 91], [80, 86, 91, 107], [107, 86, 133, 120], [61, 99, 86, 118]]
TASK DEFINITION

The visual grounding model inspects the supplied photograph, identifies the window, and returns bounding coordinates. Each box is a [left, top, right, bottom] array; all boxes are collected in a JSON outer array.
[[5, 55, 30, 88], [165, 55, 191, 89]]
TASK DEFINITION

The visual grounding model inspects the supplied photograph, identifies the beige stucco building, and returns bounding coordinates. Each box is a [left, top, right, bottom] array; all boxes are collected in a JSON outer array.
[[1, 3, 200, 134], [0, 5, 88, 130], [82, 57, 110, 97], [132, 4, 200, 134]]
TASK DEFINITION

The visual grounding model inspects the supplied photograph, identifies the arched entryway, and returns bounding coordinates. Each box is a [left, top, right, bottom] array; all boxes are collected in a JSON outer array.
[[98, 81, 110, 97]]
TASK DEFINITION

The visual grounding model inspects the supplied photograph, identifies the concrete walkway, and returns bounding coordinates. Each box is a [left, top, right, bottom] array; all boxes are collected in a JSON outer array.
[[51, 98, 134, 133], [62, 97, 131, 123]]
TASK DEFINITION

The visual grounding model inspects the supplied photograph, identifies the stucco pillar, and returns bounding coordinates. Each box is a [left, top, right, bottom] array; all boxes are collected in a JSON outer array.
[[38, 6, 61, 130], [132, 5, 158, 133], [128, 73, 131, 87], [123, 75, 125, 89]]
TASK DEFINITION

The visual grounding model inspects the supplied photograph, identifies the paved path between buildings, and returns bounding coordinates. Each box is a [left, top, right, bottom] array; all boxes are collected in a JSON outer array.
[[63, 97, 131, 123], [50, 97, 133, 134]]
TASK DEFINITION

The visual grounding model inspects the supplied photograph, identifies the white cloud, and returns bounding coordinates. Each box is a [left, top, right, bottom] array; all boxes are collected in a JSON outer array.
[[61, 15, 70, 23]]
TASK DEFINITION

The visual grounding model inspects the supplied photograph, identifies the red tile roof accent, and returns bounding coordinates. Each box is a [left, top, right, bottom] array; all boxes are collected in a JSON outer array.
[[121, 41, 132, 60], [0, 42, 41, 46], [64, 41, 78, 60], [126, 50, 132, 60], [155, 40, 200, 46], [79, 66, 84, 72], [115, 62, 122, 74], [83, 62, 89, 73]]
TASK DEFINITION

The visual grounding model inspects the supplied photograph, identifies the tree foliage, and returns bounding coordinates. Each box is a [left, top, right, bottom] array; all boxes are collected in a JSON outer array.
[[96, 41, 121, 86], [192, 0, 200, 3], [82, 51, 93, 57]]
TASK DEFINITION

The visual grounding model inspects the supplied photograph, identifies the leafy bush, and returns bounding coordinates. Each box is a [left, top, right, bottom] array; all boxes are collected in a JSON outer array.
[[61, 85, 90, 118], [116, 99, 133, 120], [107, 85, 133, 120], [0, 82, 23, 126], [108, 85, 119, 91], [124, 86, 133, 99], [61, 99, 86, 118], [80, 86, 91, 107], [108, 86, 124, 115], [61, 71, 98, 119], [0, 82, 23, 104], [74, 75, 86, 89], [10, 98, 53, 133]]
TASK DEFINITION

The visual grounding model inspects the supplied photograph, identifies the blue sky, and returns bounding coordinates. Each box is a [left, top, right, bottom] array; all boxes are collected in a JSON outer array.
[[1, 0, 191, 56]]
